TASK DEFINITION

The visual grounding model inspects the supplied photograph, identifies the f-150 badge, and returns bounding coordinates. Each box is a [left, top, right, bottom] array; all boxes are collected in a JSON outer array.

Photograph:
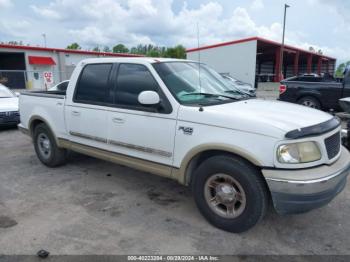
[[178, 126, 193, 135]]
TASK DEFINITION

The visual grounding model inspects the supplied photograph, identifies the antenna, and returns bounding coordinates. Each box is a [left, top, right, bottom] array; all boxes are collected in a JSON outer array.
[[196, 22, 200, 63], [196, 22, 202, 94]]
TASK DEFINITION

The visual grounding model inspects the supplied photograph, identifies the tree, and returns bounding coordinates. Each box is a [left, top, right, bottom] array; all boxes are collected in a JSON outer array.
[[147, 49, 161, 57], [112, 44, 129, 53], [335, 61, 350, 78], [66, 43, 81, 50], [133, 44, 147, 54], [92, 46, 100, 52], [103, 46, 111, 52], [309, 46, 315, 52], [108, 43, 186, 58], [6, 40, 24, 46], [164, 45, 186, 59]]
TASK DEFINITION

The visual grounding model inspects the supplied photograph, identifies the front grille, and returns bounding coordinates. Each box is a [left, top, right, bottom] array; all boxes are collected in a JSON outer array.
[[324, 132, 341, 159], [0, 111, 20, 124]]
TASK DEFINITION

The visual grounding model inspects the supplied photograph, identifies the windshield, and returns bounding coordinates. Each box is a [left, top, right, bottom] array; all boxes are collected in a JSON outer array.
[[0, 85, 14, 98], [222, 76, 246, 89], [222, 74, 250, 87], [153, 62, 248, 105]]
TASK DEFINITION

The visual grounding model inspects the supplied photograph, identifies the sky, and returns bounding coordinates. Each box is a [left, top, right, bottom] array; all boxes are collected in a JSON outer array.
[[0, 0, 350, 63]]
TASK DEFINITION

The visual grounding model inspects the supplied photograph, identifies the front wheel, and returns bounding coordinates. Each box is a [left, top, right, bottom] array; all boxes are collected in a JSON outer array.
[[192, 155, 268, 233]]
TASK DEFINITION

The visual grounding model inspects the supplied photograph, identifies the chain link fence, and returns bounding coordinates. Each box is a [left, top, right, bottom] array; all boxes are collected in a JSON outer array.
[[0, 70, 72, 91]]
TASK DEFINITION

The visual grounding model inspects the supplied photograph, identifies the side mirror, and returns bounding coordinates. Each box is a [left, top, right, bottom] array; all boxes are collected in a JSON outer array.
[[138, 91, 160, 105], [15, 92, 20, 97]]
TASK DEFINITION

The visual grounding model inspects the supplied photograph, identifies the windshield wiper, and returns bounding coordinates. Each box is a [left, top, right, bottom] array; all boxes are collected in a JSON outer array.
[[224, 90, 250, 97], [182, 92, 239, 100]]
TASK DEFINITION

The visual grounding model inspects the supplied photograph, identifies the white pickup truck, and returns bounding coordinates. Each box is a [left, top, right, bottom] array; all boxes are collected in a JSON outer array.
[[19, 58, 350, 232]]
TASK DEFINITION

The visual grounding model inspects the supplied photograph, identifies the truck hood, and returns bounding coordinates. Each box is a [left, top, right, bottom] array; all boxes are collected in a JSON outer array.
[[0, 97, 19, 112], [178, 99, 333, 138]]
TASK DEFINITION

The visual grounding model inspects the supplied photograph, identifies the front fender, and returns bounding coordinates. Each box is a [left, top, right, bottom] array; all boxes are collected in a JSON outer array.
[[174, 143, 265, 185]]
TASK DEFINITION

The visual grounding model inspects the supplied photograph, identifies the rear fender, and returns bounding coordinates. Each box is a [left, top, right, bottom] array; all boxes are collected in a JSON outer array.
[[296, 90, 322, 101], [28, 114, 59, 144]]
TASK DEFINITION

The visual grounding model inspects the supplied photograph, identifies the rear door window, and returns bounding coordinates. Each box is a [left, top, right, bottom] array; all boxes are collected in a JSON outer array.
[[74, 63, 113, 104]]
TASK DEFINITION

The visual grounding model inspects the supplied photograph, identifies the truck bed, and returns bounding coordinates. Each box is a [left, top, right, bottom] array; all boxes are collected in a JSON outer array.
[[279, 80, 343, 110], [19, 90, 67, 139], [20, 90, 66, 99]]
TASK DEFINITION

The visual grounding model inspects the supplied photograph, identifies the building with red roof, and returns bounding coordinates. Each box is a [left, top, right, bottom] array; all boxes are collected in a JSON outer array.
[[0, 44, 141, 89], [186, 36, 336, 87]]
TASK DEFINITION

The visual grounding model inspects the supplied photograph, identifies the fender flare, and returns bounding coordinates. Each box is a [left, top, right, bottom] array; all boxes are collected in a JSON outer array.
[[28, 115, 59, 144], [174, 143, 264, 185], [296, 91, 322, 101]]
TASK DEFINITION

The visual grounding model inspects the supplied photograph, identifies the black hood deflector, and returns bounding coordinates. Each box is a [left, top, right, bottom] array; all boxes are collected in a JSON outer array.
[[285, 117, 340, 139]]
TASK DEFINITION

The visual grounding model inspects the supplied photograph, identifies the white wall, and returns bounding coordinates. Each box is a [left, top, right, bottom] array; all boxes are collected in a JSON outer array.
[[64, 53, 97, 67], [61, 53, 98, 81], [187, 40, 257, 86], [25, 50, 60, 89]]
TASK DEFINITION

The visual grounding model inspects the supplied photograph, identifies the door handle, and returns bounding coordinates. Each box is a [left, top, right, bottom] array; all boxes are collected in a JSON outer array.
[[56, 102, 63, 106], [72, 111, 81, 116], [112, 117, 125, 124]]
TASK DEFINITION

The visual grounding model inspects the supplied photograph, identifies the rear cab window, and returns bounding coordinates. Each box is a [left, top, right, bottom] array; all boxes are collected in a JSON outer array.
[[57, 81, 69, 91], [292, 76, 322, 82]]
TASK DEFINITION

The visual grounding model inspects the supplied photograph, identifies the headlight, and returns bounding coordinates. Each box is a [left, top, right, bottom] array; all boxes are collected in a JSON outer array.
[[277, 142, 321, 164]]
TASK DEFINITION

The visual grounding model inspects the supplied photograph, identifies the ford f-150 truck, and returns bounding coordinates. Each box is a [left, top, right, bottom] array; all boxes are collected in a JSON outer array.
[[19, 58, 350, 233], [279, 70, 350, 111]]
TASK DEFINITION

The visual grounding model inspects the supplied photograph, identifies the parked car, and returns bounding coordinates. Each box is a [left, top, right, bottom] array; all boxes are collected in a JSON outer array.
[[48, 80, 69, 92], [220, 74, 256, 97], [0, 84, 20, 127], [19, 58, 350, 233], [279, 70, 350, 111]]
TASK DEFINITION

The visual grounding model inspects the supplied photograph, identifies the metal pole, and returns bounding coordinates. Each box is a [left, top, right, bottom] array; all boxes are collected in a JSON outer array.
[[24, 71, 27, 90], [280, 4, 290, 81]]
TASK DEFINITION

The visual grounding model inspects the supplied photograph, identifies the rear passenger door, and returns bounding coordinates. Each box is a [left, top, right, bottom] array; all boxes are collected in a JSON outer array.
[[107, 63, 177, 167], [65, 63, 114, 150]]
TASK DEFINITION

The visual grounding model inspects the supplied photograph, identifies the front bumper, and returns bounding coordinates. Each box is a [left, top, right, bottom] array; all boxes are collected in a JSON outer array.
[[262, 147, 350, 214], [0, 111, 20, 126]]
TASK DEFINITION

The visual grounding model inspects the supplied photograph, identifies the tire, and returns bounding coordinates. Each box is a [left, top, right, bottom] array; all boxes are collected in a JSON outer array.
[[192, 155, 268, 233], [33, 123, 67, 167], [297, 96, 321, 110]]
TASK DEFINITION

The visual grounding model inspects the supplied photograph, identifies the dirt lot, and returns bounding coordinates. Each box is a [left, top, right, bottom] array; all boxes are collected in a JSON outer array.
[[0, 128, 350, 255]]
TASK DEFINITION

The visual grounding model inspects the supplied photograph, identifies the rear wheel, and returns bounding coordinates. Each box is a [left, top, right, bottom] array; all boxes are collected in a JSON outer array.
[[297, 96, 321, 110], [33, 123, 67, 167], [192, 155, 268, 233]]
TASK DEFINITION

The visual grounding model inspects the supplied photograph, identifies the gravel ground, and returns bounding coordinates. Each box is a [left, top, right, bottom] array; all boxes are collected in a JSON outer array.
[[0, 128, 349, 255]]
